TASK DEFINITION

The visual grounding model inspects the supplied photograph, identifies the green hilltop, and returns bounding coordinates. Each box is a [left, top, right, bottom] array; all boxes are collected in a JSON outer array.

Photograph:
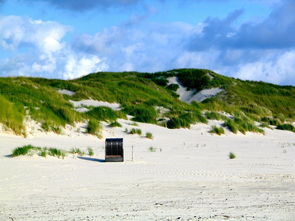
[[0, 69, 294, 136]]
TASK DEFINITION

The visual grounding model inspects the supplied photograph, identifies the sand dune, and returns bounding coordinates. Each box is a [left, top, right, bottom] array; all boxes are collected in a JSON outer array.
[[0, 120, 295, 220]]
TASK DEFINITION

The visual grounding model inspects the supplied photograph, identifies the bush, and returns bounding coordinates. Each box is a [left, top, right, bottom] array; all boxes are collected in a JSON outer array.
[[146, 132, 153, 139], [210, 126, 225, 135], [276, 124, 295, 132], [109, 121, 122, 127], [229, 152, 236, 159]]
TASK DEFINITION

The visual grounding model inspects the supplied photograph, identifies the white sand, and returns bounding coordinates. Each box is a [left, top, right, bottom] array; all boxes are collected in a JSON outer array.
[[168, 77, 223, 103], [58, 89, 76, 96], [70, 99, 121, 112], [0, 120, 295, 220]]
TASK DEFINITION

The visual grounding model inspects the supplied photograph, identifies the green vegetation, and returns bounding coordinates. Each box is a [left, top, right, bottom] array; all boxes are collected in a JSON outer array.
[[0, 69, 294, 135], [109, 121, 122, 127], [224, 116, 264, 134], [129, 128, 142, 135], [229, 152, 236, 159], [48, 148, 66, 158], [123, 105, 157, 123], [70, 148, 85, 156], [148, 146, 157, 152], [87, 147, 94, 156], [276, 124, 295, 133], [86, 106, 126, 122], [12, 145, 66, 159], [86, 119, 102, 137], [12, 145, 35, 157], [205, 111, 226, 120], [167, 111, 207, 129], [209, 126, 225, 135], [146, 132, 153, 139]]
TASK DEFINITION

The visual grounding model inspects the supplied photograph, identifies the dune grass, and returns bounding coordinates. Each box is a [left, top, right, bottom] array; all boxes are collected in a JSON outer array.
[[12, 145, 66, 159], [146, 132, 153, 139], [86, 119, 102, 137], [0, 69, 294, 135], [276, 124, 295, 133], [129, 128, 142, 135], [69, 148, 85, 156], [109, 121, 122, 127], [229, 152, 236, 159], [87, 147, 94, 156], [210, 126, 225, 135]]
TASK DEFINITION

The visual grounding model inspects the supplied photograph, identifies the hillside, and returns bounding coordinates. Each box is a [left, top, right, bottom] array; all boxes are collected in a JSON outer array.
[[0, 69, 294, 136]]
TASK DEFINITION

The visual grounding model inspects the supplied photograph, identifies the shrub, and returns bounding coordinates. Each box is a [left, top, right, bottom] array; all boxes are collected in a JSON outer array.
[[146, 132, 153, 139], [109, 121, 122, 127], [229, 152, 236, 159], [210, 126, 225, 135], [276, 124, 295, 133], [87, 147, 94, 156]]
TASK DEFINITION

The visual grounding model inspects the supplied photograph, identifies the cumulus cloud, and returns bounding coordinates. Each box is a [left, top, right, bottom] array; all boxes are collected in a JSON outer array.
[[72, 22, 200, 72], [0, 16, 107, 79]]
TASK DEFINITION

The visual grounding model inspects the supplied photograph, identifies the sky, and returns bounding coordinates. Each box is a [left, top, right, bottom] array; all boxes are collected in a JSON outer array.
[[0, 0, 295, 85]]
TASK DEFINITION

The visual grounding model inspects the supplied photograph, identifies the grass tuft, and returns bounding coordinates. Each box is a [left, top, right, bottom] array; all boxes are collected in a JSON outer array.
[[145, 132, 153, 139], [276, 124, 295, 133], [129, 128, 142, 135], [87, 147, 94, 156], [229, 152, 236, 159], [210, 126, 225, 135], [109, 121, 122, 127]]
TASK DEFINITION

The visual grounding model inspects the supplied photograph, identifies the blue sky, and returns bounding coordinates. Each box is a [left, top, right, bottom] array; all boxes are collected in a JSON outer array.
[[0, 0, 295, 85]]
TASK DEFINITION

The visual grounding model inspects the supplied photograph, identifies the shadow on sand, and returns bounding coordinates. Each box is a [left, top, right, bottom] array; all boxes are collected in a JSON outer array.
[[77, 156, 105, 163]]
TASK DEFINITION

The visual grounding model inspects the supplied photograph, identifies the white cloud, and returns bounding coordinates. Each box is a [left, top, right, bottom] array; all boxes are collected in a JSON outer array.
[[236, 50, 295, 84], [0, 15, 107, 79]]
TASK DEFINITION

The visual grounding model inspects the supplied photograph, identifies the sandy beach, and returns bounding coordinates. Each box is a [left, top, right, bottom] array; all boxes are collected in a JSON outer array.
[[0, 120, 295, 221]]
